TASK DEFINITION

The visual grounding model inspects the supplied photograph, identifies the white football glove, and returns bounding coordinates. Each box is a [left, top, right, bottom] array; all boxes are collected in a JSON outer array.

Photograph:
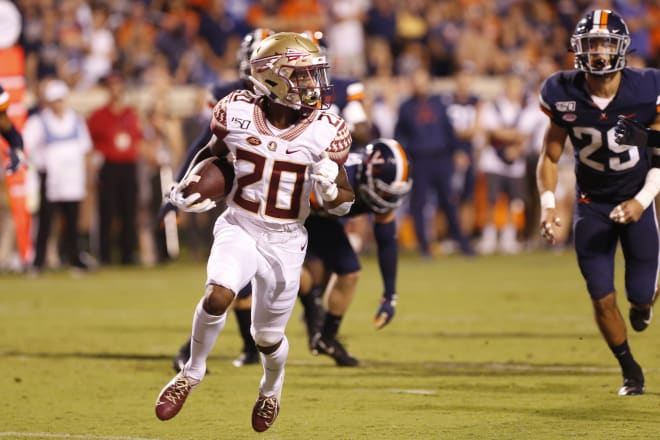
[[311, 153, 339, 181], [311, 153, 339, 201], [167, 179, 217, 213]]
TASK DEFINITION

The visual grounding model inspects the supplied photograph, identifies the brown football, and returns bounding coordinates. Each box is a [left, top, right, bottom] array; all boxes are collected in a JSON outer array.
[[182, 156, 234, 203]]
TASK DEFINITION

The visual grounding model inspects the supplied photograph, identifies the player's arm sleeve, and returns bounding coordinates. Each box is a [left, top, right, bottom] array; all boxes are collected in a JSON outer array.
[[326, 121, 352, 165], [373, 212, 398, 298], [208, 95, 231, 158]]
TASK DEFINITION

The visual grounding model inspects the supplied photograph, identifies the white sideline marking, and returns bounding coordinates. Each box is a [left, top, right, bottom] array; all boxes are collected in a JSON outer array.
[[0, 434, 162, 440], [386, 388, 436, 395]]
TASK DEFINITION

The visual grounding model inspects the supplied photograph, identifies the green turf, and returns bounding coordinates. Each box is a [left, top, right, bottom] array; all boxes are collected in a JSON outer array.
[[3, 250, 660, 439]]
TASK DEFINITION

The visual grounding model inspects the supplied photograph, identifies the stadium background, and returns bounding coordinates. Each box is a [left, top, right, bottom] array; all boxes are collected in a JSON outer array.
[[3, 0, 660, 267]]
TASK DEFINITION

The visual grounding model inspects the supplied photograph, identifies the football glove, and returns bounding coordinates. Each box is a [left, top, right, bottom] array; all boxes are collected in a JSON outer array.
[[167, 181, 216, 213], [6, 148, 24, 175], [311, 153, 339, 201], [615, 115, 648, 147], [374, 294, 397, 329], [311, 174, 339, 201]]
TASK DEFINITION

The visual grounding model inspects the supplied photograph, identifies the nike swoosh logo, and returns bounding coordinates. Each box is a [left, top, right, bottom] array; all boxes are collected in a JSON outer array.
[[301, 241, 307, 251], [286, 148, 300, 154]]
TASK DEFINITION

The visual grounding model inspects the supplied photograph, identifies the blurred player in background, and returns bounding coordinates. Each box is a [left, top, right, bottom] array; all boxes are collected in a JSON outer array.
[[306, 138, 412, 367], [0, 84, 24, 176], [155, 32, 354, 432], [537, 9, 660, 396]]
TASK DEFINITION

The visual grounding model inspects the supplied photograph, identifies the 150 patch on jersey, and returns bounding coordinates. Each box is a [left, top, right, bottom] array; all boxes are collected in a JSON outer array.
[[555, 101, 576, 112]]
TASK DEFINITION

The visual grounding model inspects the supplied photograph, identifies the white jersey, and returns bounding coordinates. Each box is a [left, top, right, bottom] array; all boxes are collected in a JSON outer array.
[[211, 90, 351, 229], [23, 108, 92, 201]]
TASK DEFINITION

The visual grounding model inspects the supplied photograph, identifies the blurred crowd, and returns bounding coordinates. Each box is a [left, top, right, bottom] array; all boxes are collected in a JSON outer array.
[[2, 0, 660, 271]]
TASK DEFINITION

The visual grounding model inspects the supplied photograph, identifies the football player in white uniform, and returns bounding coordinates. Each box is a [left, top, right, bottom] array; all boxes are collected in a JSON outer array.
[[155, 32, 354, 432]]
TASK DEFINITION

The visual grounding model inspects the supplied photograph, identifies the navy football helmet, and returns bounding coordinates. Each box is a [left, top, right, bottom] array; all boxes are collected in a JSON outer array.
[[237, 28, 274, 81], [571, 9, 630, 75], [358, 139, 413, 214]]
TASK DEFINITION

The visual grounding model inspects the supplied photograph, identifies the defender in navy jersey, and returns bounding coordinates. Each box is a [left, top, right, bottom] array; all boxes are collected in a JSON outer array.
[[305, 138, 412, 366], [537, 9, 660, 396]]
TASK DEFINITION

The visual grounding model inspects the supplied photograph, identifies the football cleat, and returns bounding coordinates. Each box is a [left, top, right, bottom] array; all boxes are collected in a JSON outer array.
[[629, 305, 653, 332], [155, 372, 200, 421], [311, 334, 359, 367], [251, 393, 280, 432], [232, 350, 260, 368], [618, 377, 645, 396]]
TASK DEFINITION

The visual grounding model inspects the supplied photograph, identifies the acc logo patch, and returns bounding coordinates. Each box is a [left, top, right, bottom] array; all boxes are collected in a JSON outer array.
[[562, 114, 577, 122], [246, 136, 261, 145], [555, 101, 576, 112]]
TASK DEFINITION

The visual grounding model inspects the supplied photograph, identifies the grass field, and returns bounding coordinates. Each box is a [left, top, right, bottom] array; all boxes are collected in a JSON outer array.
[[3, 250, 660, 439]]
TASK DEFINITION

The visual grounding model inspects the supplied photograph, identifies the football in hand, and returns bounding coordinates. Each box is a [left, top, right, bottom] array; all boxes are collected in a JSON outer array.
[[182, 156, 234, 204]]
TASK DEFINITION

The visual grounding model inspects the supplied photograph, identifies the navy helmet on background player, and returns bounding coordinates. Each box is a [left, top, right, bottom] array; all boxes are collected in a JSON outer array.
[[237, 28, 274, 82], [358, 138, 412, 214], [571, 9, 631, 75], [249, 32, 333, 111]]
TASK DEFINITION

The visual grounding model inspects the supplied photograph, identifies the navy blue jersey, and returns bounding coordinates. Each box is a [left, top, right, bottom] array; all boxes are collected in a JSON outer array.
[[540, 68, 660, 203], [394, 94, 457, 159]]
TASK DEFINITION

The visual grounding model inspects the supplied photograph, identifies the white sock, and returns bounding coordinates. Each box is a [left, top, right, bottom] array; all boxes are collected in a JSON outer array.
[[185, 297, 227, 381], [259, 335, 288, 397]]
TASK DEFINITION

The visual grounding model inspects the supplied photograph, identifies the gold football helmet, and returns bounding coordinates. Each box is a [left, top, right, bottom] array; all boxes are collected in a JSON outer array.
[[249, 32, 333, 110]]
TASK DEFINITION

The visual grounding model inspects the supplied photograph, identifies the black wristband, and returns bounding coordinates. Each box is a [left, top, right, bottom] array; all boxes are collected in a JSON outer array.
[[647, 128, 660, 147]]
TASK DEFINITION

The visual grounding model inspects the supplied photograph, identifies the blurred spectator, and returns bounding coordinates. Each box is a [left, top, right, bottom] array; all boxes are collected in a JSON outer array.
[[87, 73, 143, 265], [476, 74, 530, 255], [24, 12, 61, 89], [614, 0, 653, 64], [23, 79, 92, 272], [394, 66, 474, 258], [154, 0, 199, 81], [197, 0, 245, 76], [57, 0, 88, 87], [445, 63, 482, 241], [115, 1, 158, 83], [325, 0, 368, 78], [79, 3, 116, 90], [426, 1, 462, 76], [454, 3, 508, 75], [246, 0, 325, 32]]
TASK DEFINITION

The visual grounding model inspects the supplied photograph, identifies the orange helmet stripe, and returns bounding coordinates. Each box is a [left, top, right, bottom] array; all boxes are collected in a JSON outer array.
[[394, 141, 409, 182]]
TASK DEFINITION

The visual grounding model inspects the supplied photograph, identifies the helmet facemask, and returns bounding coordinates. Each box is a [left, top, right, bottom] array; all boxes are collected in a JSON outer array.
[[571, 33, 630, 75]]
